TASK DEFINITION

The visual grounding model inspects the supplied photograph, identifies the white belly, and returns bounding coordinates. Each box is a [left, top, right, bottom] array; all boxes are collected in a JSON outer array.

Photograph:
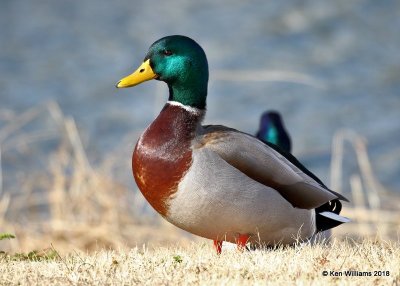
[[166, 148, 316, 245]]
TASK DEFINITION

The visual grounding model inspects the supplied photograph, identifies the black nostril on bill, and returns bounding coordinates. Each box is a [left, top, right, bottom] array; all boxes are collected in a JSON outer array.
[[140, 69, 145, 73]]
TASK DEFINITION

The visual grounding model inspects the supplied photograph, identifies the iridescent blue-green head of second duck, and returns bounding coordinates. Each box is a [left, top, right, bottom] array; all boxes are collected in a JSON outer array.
[[116, 35, 209, 109], [256, 111, 292, 153]]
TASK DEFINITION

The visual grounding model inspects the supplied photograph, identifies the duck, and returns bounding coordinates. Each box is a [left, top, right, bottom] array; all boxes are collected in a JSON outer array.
[[256, 111, 292, 153], [116, 35, 349, 254]]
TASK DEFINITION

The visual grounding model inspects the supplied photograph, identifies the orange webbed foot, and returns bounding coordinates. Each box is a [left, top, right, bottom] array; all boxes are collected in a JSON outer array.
[[213, 240, 223, 255], [236, 234, 250, 251]]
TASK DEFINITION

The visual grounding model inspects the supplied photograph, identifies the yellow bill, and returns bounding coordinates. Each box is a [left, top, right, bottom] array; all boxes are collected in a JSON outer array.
[[116, 59, 157, 88]]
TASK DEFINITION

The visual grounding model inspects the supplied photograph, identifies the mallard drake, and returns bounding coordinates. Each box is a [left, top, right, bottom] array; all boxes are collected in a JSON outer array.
[[116, 35, 349, 254], [256, 111, 292, 153]]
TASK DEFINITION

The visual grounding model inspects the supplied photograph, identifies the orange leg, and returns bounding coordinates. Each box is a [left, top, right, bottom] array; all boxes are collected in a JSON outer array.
[[236, 234, 250, 251], [213, 240, 223, 254]]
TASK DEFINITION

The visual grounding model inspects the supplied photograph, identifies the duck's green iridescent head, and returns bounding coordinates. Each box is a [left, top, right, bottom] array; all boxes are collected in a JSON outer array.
[[116, 35, 209, 109]]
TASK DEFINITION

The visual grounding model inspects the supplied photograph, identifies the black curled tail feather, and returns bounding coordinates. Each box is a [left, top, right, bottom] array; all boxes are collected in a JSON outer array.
[[315, 199, 349, 232], [316, 199, 342, 215]]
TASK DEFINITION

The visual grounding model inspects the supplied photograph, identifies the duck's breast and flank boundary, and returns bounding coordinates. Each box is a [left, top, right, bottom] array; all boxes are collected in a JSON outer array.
[[167, 145, 316, 245], [132, 102, 203, 217]]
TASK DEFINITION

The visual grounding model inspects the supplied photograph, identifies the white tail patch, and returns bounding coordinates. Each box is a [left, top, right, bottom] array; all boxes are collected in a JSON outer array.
[[319, 211, 351, 223]]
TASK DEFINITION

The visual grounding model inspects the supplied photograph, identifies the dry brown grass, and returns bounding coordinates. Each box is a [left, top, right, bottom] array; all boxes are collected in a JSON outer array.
[[1, 239, 399, 285]]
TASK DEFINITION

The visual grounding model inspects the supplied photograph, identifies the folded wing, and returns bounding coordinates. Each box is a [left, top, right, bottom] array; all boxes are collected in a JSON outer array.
[[197, 125, 348, 210]]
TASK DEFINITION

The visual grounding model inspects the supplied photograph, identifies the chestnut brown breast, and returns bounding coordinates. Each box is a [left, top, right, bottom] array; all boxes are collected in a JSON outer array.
[[132, 103, 202, 216]]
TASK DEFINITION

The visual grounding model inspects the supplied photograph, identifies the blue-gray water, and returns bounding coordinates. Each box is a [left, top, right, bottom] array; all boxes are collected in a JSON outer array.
[[1, 0, 399, 198]]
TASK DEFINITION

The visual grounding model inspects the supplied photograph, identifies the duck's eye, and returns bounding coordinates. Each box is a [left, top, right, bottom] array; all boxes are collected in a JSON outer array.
[[163, 50, 173, 56]]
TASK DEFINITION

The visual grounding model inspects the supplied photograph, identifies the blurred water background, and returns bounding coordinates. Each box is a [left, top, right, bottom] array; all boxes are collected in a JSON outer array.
[[1, 0, 399, 218]]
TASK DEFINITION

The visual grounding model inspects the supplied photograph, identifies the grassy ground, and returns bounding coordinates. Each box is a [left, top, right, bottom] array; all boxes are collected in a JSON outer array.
[[0, 239, 399, 285]]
